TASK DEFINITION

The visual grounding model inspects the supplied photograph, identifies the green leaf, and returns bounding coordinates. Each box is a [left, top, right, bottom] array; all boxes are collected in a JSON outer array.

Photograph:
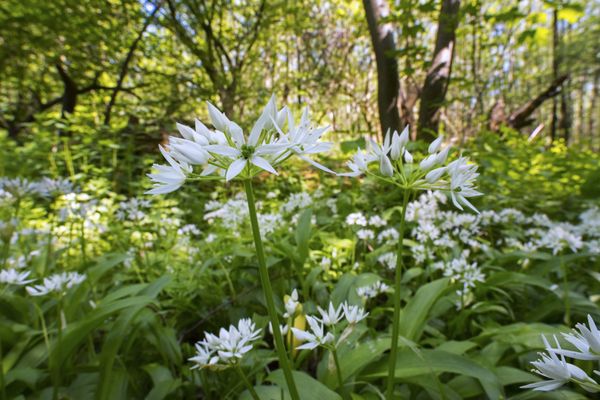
[[362, 348, 502, 399], [267, 370, 342, 400], [295, 208, 313, 265], [399, 278, 449, 341]]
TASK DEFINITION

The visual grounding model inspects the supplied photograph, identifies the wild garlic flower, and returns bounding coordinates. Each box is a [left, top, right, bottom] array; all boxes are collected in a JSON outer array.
[[147, 95, 334, 194], [317, 302, 343, 326], [292, 301, 368, 350], [190, 318, 262, 369], [284, 289, 300, 319], [341, 126, 482, 213], [551, 315, 600, 361], [342, 303, 369, 324], [356, 281, 390, 299], [291, 315, 335, 350], [0, 177, 43, 198], [26, 272, 86, 296], [38, 178, 75, 197], [0, 269, 34, 286], [522, 335, 598, 392]]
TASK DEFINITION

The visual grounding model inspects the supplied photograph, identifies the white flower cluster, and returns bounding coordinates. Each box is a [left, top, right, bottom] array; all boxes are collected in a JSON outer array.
[[280, 192, 312, 214], [0, 177, 75, 199], [203, 195, 281, 236], [522, 315, 600, 393], [0, 269, 34, 286], [340, 127, 482, 213], [189, 318, 262, 369], [346, 212, 394, 244], [356, 281, 390, 299], [147, 96, 334, 194], [26, 272, 87, 296], [291, 301, 368, 350], [115, 198, 151, 221]]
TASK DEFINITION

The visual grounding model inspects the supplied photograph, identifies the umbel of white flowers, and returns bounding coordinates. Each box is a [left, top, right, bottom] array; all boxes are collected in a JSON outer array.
[[340, 126, 482, 213], [147, 95, 334, 194], [189, 318, 262, 369]]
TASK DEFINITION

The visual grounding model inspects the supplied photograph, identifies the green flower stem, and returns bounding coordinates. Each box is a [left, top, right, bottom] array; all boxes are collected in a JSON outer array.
[[561, 255, 571, 326], [0, 337, 6, 400], [332, 348, 349, 400], [52, 297, 64, 400], [236, 365, 261, 400], [243, 179, 300, 400], [386, 190, 410, 400]]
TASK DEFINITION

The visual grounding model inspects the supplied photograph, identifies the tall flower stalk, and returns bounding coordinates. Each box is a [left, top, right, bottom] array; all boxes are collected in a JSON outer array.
[[147, 95, 335, 400], [341, 126, 481, 398]]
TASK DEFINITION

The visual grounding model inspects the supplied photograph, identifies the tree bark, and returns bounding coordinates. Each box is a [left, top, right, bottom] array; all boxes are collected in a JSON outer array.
[[417, 0, 461, 141], [550, 8, 560, 142], [362, 0, 403, 136], [487, 74, 568, 131], [104, 1, 163, 126]]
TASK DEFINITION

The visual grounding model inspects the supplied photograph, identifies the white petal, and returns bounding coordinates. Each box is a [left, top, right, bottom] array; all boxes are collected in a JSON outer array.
[[225, 158, 247, 181], [251, 156, 278, 175], [299, 155, 335, 174]]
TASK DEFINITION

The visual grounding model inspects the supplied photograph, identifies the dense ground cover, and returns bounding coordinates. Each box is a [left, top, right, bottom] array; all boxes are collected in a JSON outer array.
[[1, 110, 600, 399]]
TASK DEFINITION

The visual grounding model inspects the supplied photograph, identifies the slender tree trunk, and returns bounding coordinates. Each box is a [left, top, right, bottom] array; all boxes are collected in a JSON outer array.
[[589, 70, 599, 149], [56, 63, 78, 118], [362, 0, 403, 136], [104, 1, 163, 126], [550, 8, 559, 142], [417, 0, 461, 141]]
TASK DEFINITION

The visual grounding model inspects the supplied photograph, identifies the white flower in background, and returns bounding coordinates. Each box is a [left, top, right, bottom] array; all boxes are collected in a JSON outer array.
[[38, 177, 75, 197], [378, 252, 397, 270], [0, 177, 43, 198], [538, 224, 583, 255], [342, 303, 369, 324], [320, 256, 332, 269], [377, 227, 400, 244], [0, 269, 34, 285], [26, 272, 86, 296], [178, 224, 201, 236], [357, 229, 375, 241], [317, 302, 343, 326], [291, 315, 334, 350], [190, 318, 262, 368], [357, 281, 390, 299], [346, 212, 368, 226], [284, 289, 300, 318], [522, 336, 598, 392], [281, 192, 312, 214], [148, 95, 335, 194], [268, 322, 289, 336], [116, 198, 151, 221], [340, 128, 482, 213], [368, 215, 387, 227]]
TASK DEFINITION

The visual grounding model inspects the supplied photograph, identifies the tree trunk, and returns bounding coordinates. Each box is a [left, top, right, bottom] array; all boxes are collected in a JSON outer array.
[[550, 8, 559, 142], [56, 63, 78, 118], [417, 0, 461, 141], [362, 0, 403, 136]]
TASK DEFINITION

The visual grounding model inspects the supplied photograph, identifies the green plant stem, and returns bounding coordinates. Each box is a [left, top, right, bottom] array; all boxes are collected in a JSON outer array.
[[236, 365, 260, 400], [52, 297, 64, 400], [0, 337, 6, 400], [243, 179, 300, 400], [561, 255, 571, 326], [386, 190, 410, 400], [332, 348, 349, 400]]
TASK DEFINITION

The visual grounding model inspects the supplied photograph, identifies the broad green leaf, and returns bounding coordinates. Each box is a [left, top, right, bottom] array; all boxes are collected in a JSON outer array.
[[399, 278, 449, 341], [362, 348, 502, 399], [267, 369, 342, 400]]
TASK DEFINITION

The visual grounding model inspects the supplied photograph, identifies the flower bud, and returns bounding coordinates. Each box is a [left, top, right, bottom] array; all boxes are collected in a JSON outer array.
[[404, 150, 413, 164], [380, 155, 394, 177], [425, 166, 446, 183], [428, 136, 443, 154]]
